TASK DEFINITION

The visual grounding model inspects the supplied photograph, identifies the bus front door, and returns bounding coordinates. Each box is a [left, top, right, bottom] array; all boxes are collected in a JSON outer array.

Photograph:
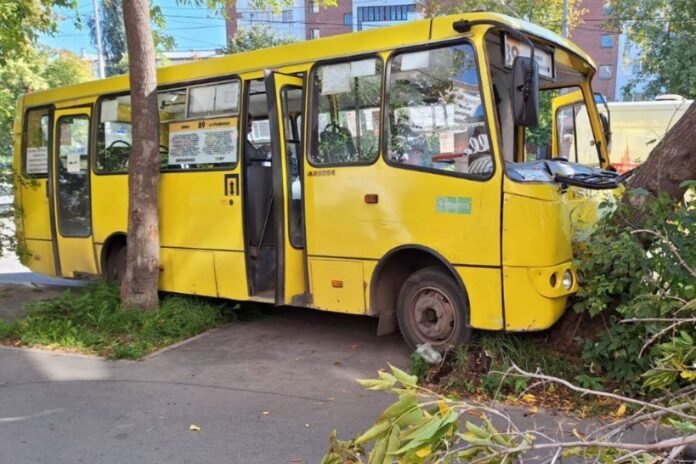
[[264, 72, 308, 306], [52, 108, 98, 277]]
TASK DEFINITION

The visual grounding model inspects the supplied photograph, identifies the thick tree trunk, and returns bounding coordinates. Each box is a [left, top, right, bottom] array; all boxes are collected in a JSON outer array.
[[628, 101, 696, 201], [121, 0, 160, 310]]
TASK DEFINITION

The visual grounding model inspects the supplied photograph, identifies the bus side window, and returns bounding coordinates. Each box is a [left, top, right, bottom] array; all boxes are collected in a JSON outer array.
[[556, 102, 595, 166], [310, 57, 383, 165], [386, 44, 491, 177], [96, 96, 132, 173], [24, 108, 51, 177]]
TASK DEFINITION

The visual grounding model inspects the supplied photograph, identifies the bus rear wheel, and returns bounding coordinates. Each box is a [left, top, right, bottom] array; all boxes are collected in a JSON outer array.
[[396, 267, 471, 351], [105, 244, 127, 284]]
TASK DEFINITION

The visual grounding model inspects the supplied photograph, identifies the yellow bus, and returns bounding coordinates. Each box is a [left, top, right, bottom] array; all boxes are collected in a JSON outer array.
[[13, 12, 621, 349]]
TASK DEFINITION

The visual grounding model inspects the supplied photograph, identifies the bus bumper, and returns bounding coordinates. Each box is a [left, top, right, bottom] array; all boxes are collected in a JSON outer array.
[[503, 261, 579, 331]]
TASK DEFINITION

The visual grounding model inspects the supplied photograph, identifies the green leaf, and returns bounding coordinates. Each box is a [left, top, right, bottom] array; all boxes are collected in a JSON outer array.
[[388, 362, 418, 387], [355, 420, 391, 445], [394, 416, 443, 454], [465, 421, 491, 439], [367, 436, 387, 464], [668, 418, 696, 434], [378, 392, 418, 423], [356, 378, 395, 390], [384, 424, 401, 462]]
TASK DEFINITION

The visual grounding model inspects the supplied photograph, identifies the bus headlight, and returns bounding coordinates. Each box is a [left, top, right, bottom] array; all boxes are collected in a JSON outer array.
[[562, 270, 574, 290]]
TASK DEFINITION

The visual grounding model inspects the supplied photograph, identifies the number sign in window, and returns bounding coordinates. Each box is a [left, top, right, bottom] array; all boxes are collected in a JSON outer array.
[[387, 44, 492, 177], [311, 58, 382, 165]]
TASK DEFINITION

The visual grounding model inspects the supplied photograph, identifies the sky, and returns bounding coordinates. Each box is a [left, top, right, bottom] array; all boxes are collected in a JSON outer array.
[[40, 0, 228, 55]]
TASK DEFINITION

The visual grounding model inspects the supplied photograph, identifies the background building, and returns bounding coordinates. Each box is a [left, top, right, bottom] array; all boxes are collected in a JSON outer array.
[[223, 0, 647, 100], [351, 1, 424, 32], [570, 0, 646, 101], [304, 0, 352, 39], [225, 0, 307, 42]]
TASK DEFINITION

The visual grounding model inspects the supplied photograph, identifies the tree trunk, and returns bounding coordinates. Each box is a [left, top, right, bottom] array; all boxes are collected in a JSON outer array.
[[627, 101, 696, 201], [121, 0, 160, 310]]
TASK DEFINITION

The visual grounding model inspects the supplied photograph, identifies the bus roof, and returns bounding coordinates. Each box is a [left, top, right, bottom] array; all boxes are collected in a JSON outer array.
[[21, 12, 593, 109]]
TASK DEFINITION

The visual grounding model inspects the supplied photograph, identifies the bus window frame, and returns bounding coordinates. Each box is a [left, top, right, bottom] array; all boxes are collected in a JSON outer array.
[[279, 82, 307, 250], [307, 52, 385, 169], [21, 105, 54, 179], [92, 75, 242, 176], [381, 38, 496, 182]]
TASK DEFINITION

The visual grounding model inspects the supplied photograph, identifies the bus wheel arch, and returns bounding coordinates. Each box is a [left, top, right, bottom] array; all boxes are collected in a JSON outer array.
[[102, 233, 127, 283], [370, 246, 471, 347]]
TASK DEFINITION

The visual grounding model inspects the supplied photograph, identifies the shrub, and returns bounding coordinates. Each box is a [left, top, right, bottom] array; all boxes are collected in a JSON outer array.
[[573, 186, 696, 393]]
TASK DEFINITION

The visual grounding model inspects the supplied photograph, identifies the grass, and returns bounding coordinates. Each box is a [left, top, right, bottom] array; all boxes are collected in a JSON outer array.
[[0, 281, 246, 359]]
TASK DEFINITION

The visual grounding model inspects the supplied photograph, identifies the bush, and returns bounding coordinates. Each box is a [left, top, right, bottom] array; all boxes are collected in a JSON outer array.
[[573, 186, 696, 392]]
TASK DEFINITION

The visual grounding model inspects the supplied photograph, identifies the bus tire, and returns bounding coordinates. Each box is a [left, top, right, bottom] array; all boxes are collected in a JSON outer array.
[[396, 267, 471, 351], [105, 244, 127, 284]]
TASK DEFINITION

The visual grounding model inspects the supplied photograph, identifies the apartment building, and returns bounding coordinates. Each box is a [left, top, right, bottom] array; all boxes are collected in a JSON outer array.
[[305, 1, 353, 39], [570, 0, 646, 101]]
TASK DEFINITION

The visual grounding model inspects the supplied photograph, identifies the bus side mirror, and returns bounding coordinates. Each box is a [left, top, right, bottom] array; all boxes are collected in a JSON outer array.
[[512, 56, 539, 127]]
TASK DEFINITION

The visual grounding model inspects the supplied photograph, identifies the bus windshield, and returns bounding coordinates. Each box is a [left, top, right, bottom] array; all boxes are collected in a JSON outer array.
[[483, 30, 609, 182], [385, 42, 492, 177]]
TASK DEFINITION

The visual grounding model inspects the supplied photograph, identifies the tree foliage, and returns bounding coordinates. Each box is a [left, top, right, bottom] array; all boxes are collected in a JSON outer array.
[[421, 0, 586, 34], [88, 0, 127, 76], [86, 1, 177, 77], [226, 25, 296, 54], [0, 47, 94, 161], [0, 0, 77, 64], [610, 0, 696, 99]]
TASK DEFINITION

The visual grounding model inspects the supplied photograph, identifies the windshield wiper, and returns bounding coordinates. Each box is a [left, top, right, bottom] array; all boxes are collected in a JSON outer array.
[[554, 170, 631, 190]]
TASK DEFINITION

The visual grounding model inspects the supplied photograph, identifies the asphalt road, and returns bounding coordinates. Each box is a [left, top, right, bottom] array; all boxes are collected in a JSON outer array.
[[0, 258, 678, 463], [0, 307, 411, 464]]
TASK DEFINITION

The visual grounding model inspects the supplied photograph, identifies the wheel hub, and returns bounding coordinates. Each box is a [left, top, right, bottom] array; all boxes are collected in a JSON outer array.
[[411, 288, 455, 342]]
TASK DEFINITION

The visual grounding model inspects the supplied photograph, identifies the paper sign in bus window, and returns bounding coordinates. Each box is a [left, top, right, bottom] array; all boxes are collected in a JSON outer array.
[[401, 51, 430, 71], [216, 83, 239, 112], [26, 147, 48, 175], [350, 59, 376, 78], [188, 82, 240, 116], [67, 153, 81, 174], [321, 63, 351, 95], [168, 117, 238, 166]]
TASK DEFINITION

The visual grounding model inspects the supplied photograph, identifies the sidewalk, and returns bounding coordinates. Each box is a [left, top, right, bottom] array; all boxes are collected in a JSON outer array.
[[0, 254, 80, 321]]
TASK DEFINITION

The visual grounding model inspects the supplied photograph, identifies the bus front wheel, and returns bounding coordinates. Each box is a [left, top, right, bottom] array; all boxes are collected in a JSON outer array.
[[396, 267, 471, 351]]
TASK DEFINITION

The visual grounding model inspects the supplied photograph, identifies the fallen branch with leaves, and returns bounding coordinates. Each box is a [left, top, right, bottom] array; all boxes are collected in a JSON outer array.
[[322, 363, 696, 464]]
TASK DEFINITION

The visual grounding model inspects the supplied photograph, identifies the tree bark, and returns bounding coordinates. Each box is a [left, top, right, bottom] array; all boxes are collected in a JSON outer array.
[[121, 0, 160, 310], [627, 101, 696, 201]]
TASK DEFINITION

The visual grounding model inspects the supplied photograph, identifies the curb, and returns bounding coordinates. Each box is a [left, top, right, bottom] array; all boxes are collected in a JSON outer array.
[[142, 327, 222, 360]]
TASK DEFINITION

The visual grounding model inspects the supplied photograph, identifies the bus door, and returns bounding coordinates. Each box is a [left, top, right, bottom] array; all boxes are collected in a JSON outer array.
[[264, 71, 308, 305], [18, 106, 58, 276], [52, 107, 98, 277]]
